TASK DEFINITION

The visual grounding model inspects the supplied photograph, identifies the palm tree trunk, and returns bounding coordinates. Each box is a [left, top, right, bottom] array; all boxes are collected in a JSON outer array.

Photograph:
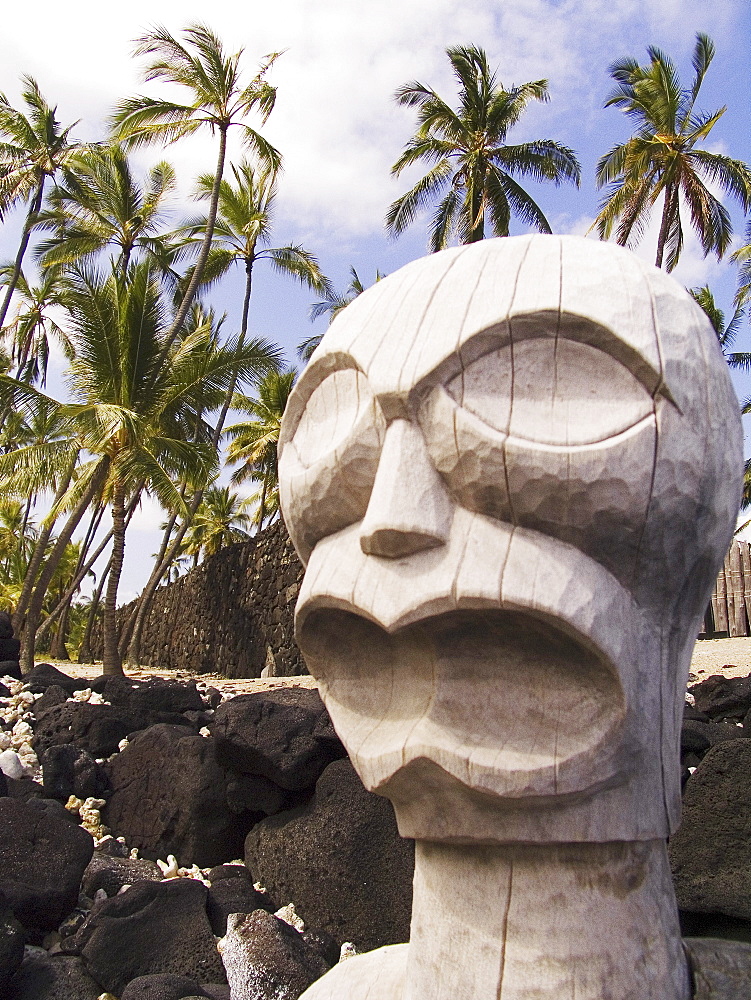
[[467, 170, 486, 244], [241, 259, 254, 334], [655, 183, 677, 269], [78, 562, 110, 665], [49, 601, 71, 660], [126, 368, 242, 667], [12, 451, 77, 634], [0, 179, 45, 329], [37, 489, 141, 647], [257, 469, 268, 532], [161, 125, 228, 354], [102, 479, 126, 676], [20, 459, 109, 673]]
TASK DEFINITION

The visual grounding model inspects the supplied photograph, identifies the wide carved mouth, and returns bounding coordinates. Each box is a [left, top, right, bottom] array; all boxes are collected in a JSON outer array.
[[299, 607, 627, 802]]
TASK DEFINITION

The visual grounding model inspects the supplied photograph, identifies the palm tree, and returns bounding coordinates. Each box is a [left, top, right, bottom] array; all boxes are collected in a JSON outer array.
[[0, 500, 36, 612], [592, 33, 751, 271], [111, 22, 282, 344], [689, 285, 749, 370], [386, 44, 581, 250], [182, 485, 253, 563], [225, 367, 297, 531], [1, 260, 281, 674], [181, 158, 331, 335], [35, 144, 183, 279], [299, 267, 384, 361], [0, 75, 84, 328], [122, 307, 283, 668], [732, 221, 751, 310], [0, 264, 72, 384]]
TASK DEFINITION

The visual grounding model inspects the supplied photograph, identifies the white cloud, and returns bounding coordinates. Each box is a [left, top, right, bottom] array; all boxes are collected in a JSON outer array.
[[1, 0, 744, 247], [127, 494, 166, 533]]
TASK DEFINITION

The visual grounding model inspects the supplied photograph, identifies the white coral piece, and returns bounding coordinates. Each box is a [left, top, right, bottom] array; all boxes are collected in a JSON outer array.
[[157, 854, 180, 879], [0, 749, 29, 779], [339, 942, 358, 962], [274, 902, 305, 932], [69, 688, 93, 702]]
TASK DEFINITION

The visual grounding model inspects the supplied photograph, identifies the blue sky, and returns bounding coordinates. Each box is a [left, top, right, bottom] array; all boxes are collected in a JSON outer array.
[[1, 0, 750, 601]]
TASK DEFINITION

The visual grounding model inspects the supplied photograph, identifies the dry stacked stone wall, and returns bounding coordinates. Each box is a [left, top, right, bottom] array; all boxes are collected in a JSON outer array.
[[102, 519, 305, 677]]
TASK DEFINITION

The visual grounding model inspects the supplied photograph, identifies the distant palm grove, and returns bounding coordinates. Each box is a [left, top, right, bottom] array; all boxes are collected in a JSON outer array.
[[0, 25, 749, 676]]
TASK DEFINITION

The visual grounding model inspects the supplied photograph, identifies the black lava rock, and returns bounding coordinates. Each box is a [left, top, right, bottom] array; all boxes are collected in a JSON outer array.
[[211, 688, 346, 791], [6, 953, 102, 999], [104, 724, 253, 867], [0, 889, 24, 991], [81, 852, 162, 898], [0, 661, 21, 680], [681, 719, 746, 756], [690, 673, 751, 721], [245, 758, 414, 951], [21, 664, 85, 695], [220, 910, 330, 1000], [77, 878, 226, 996], [120, 972, 212, 1000], [0, 611, 13, 638], [206, 877, 273, 935], [41, 745, 111, 802], [0, 636, 20, 661], [32, 701, 178, 759], [206, 864, 254, 884], [670, 738, 751, 921], [33, 684, 69, 717], [0, 797, 94, 929]]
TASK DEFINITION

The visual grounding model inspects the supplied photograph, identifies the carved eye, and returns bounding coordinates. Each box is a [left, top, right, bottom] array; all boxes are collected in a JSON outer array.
[[290, 368, 377, 468], [447, 339, 653, 446]]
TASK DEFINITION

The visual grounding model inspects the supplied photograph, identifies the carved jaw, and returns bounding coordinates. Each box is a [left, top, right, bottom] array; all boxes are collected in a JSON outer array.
[[295, 509, 668, 844]]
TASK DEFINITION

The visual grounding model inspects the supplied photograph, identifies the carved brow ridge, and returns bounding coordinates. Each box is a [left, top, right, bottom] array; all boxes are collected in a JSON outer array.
[[282, 312, 675, 447], [407, 312, 674, 407]]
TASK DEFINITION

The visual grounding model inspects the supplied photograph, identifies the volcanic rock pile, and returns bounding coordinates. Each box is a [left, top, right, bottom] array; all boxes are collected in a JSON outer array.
[[0, 663, 414, 999], [1, 660, 750, 998]]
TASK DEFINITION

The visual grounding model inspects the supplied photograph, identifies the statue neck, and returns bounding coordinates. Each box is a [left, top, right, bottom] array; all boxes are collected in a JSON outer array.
[[404, 839, 690, 1000]]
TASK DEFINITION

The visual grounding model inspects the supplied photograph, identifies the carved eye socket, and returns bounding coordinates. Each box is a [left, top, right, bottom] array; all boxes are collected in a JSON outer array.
[[290, 368, 378, 468], [447, 339, 653, 446]]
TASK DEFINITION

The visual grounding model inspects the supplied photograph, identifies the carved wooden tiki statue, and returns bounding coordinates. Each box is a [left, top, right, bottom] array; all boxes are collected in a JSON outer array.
[[277, 236, 742, 1000]]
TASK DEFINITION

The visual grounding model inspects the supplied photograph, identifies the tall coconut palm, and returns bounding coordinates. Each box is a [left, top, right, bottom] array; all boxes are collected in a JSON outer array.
[[689, 285, 749, 370], [111, 23, 282, 344], [0, 386, 83, 645], [732, 221, 751, 311], [0, 264, 71, 384], [181, 159, 331, 335], [225, 367, 297, 531], [386, 44, 581, 250], [0, 76, 84, 328], [35, 144, 183, 279], [182, 485, 253, 563], [1, 260, 282, 674], [299, 267, 384, 361], [592, 33, 751, 271]]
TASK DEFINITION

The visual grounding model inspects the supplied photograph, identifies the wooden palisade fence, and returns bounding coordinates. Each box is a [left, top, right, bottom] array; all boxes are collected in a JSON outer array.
[[701, 539, 751, 638]]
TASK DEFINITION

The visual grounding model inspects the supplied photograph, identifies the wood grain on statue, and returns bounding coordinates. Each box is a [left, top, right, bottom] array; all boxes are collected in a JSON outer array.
[[279, 235, 743, 1000]]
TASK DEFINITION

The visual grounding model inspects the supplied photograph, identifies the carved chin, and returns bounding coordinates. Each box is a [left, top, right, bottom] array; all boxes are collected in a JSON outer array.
[[297, 606, 628, 808]]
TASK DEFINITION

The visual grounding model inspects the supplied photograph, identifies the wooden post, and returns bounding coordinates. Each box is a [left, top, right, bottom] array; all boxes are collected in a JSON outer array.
[[727, 542, 745, 637], [715, 554, 729, 635], [741, 542, 751, 639]]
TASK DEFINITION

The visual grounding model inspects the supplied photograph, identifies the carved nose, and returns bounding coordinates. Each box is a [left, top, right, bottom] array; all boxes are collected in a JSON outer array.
[[359, 419, 453, 559]]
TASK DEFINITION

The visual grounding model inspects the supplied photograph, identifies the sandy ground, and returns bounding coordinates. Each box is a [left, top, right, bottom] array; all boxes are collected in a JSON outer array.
[[35, 636, 751, 695], [44, 660, 319, 697], [688, 636, 751, 682]]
